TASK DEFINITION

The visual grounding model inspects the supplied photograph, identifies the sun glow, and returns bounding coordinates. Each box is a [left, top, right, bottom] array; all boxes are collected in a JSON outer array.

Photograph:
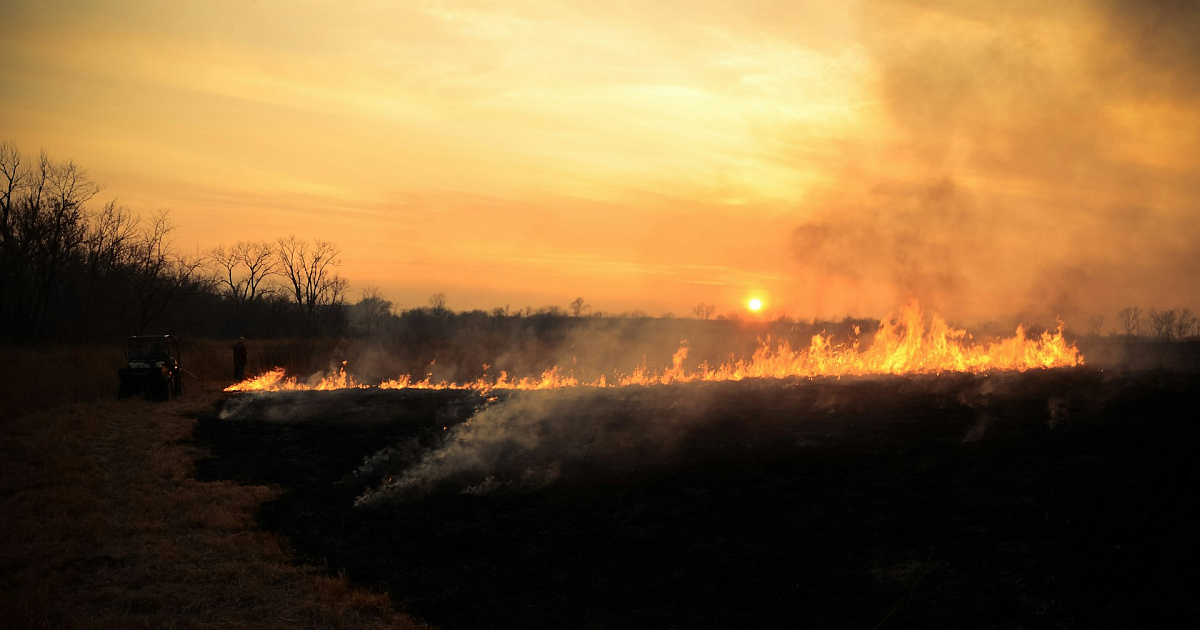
[[747, 298, 763, 312]]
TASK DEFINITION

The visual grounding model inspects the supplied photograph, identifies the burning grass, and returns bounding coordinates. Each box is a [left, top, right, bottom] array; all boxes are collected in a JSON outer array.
[[199, 368, 1200, 628], [226, 301, 1083, 394], [349, 370, 1099, 506]]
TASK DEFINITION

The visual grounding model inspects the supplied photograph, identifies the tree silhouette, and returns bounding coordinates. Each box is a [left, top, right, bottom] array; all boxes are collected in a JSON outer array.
[[126, 210, 209, 333], [1, 144, 105, 337], [277, 236, 347, 316], [349, 286, 394, 335], [1117, 306, 1141, 338], [569, 297, 590, 317], [1175, 308, 1197, 340], [209, 240, 279, 307], [1148, 308, 1178, 341], [428, 292, 448, 314], [693, 303, 715, 320]]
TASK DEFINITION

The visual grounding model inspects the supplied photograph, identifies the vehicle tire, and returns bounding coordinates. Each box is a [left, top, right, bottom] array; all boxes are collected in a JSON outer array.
[[118, 381, 131, 399], [173, 375, 183, 396], [160, 381, 172, 402]]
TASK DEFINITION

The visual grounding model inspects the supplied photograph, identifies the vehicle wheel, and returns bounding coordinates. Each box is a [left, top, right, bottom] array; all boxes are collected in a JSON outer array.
[[118, 382, 131, 399], [161, 381, 172, 402], [173, 375, 183, 396]]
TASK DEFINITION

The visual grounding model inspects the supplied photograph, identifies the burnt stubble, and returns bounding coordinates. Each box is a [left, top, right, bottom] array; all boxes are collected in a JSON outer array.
[[195, 370, 1200, 629]]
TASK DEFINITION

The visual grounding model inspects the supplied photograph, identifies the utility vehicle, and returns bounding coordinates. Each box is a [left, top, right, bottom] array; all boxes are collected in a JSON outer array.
[[118, 335, 183, 400]]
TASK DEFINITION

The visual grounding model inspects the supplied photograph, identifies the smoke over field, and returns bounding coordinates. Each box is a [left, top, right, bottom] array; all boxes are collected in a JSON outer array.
[[352, 372, 1086, 505], [787, 0, 1200, 324], [198, 360, 1200, 628]]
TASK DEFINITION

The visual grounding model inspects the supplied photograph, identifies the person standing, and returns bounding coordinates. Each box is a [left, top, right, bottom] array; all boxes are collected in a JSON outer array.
[[233, 337, 248, 381]]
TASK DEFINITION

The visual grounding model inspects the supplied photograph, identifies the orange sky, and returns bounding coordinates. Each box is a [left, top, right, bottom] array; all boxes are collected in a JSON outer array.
[[3, 1, 1197, 325]]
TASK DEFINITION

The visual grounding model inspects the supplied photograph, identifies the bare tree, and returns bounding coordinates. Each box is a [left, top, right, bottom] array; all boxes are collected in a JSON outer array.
[[3, 148, 101, 336], [428, 292, 448, 314], [1, 142, 27, 333], [210, 240, 279, 306], [209, 244, 242, 303], [1175, 308, 1197, 340], [1148, 308, 1178, 341], [0, 141, 23, 255], [85, 201, 137, 272], [569, 297, 589, 317], [75, 200, 138, 334], [349, 286, 394, 335], [126, 210, 208, 333], [1117, 306, 1142, 338], [1086, 314, 1105, 337], [693, 302, 715, 320], [277, 236, 347, 316]]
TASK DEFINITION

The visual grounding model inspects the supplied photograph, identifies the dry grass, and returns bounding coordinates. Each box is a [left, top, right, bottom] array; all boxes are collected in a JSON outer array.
[[0, 344, 127, 420], [0, 377, 427, 629], [0, 338, 346, 421]]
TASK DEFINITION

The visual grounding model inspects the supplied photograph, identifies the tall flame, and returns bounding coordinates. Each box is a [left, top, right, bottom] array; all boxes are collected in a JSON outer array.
[[225, 301, 1083, 393]]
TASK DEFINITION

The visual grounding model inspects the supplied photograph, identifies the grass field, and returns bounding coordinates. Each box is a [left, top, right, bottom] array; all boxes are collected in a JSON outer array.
[[0, 343, 423, 629], [5, 338, 1198, 628], [198, 369, 1200, 629]]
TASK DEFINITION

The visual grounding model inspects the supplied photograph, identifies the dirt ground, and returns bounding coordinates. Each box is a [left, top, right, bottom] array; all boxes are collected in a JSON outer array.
[[0, 383, 424, 630], [195, 369, 1200, 629]]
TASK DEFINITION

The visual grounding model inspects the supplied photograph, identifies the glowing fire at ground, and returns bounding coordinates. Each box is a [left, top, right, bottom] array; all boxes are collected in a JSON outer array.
[[225, 301, 1083, 393]]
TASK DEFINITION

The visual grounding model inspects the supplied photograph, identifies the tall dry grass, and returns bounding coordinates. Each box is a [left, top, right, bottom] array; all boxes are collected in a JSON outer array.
[[0, 338, 345, 420], [0, 347, 426, 629]]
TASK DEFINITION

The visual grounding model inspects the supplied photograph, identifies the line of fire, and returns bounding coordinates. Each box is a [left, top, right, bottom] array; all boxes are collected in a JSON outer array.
[[225, 301, 1083, 393]]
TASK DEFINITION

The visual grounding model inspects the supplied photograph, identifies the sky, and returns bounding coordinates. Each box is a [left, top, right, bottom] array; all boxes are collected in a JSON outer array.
[[2, 0, 1197, 325]]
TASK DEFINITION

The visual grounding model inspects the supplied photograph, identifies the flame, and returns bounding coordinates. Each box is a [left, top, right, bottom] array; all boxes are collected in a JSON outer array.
[[224, 301, 1083, 393], [224, 361, 367, 392]]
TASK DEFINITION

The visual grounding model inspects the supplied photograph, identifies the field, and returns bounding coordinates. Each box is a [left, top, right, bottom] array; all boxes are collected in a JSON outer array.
[[0, 341, 423, 629], [4, 337, 1199, 628], [197, 366, 1199, 629]]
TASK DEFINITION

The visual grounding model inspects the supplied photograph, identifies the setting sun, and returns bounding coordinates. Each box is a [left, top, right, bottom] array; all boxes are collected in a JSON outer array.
[[747, 298, 763, 312], [1, 0, 1197, 323]]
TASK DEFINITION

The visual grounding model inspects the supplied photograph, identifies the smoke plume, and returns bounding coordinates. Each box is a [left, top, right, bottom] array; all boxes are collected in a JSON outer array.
[[790, 0, 1200, 325]]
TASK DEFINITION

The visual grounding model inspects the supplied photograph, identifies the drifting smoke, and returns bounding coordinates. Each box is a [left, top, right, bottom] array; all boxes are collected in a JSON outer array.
[[352, 370, 1107, 506], [218, 387, 482, 425], [791, 0, 1200, 324], [354, 386, 719, 505]]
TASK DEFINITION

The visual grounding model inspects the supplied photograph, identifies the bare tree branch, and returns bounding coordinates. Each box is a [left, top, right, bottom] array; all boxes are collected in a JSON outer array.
[[277, 236, 346, 316]]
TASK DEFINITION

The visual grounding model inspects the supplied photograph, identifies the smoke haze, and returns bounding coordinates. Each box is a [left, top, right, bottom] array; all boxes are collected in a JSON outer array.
[[352, 370, 1113, 505], [2, 1, 1196, 321], [789, 0, 1200, 324]]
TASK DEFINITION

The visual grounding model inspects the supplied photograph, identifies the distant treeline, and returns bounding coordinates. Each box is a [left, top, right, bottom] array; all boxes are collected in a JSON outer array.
[[336, 306, 879, 384], [5, 142, 1195, 350], [0, 142, 349, 343], [1108, 307, 1198, 341], [0, 141, 880, 349]]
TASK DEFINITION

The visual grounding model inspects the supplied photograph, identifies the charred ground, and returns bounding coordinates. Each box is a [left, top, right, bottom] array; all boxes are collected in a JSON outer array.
[[194, 370, 1199, 629]]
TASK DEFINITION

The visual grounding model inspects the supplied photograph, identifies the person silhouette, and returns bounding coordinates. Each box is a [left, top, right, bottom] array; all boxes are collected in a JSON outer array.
[[233, 337, 247, 381]]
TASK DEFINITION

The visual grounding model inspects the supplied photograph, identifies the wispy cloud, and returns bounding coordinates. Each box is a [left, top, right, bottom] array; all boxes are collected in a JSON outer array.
[[1, 0, 1196, 319]]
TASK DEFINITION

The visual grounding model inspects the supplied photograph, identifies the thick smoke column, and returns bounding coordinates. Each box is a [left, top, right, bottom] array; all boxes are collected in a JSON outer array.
[[790, 0, 1200, 324]]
